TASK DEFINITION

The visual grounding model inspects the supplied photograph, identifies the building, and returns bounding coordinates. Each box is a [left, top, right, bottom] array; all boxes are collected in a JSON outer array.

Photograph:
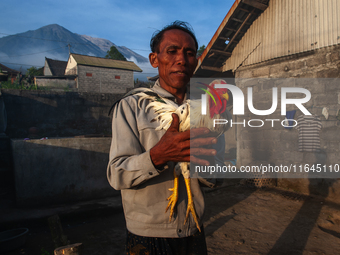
[[196, 0, 340, 201], [44, 57, 68, 76], [0, 63, 20, 83], [35, 57, 76, 89], [65, 53, 142, 93]]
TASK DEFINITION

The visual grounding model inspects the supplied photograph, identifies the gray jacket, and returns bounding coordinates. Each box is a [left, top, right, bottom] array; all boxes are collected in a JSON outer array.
[[107, 81, 207, 238]]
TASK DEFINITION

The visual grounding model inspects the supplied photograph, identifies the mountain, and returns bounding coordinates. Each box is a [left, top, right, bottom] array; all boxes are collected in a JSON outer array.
[[0, 24, 148, 72], [79, 34, 147, 63]]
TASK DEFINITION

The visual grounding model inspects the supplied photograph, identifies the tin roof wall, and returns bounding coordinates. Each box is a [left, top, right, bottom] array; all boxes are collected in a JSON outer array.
[[70, 53, 142, 72], [223, 0, 340, 72]]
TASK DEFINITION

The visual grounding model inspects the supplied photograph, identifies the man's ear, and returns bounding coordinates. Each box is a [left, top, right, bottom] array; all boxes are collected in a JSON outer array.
[[149, 52, 158, 68]]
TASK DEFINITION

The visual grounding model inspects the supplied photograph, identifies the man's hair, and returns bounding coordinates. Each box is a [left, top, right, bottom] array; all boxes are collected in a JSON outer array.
[[150, 21, 198, 53]]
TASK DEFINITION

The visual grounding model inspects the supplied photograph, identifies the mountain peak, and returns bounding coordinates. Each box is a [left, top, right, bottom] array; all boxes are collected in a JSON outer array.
[[42, 24, 62, 28], [0, 24, 148, 73], [36, 24, 73, 35]]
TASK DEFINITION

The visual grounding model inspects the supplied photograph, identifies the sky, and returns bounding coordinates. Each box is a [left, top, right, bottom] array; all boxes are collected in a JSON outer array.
[[2, 0, 235, 78]]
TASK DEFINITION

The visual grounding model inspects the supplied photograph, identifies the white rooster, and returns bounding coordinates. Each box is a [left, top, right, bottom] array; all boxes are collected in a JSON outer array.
[[132, 79, 231, 232]]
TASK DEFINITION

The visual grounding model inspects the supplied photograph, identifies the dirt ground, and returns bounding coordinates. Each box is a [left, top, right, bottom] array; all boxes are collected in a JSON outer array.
[[4, 182, 340, 255]]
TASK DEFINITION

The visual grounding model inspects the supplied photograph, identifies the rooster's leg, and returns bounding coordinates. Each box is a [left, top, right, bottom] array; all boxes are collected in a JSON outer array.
[[184, 177, 201, 232], [165, 169, 179, 222]]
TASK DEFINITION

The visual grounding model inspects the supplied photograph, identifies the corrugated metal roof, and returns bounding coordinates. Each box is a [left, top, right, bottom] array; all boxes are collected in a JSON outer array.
[[194, 0, 269, 77], [70, 53, 142, 72]]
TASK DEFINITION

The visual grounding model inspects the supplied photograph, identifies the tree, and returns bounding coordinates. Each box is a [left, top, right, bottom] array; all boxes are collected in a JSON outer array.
[[105, 46, 127, 61], [27, 66, 43, 77], [197, 45, 206, 57]]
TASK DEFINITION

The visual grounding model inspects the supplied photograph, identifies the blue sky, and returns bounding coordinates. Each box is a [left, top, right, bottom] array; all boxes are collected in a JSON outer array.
[[2, 0, 234, 77]]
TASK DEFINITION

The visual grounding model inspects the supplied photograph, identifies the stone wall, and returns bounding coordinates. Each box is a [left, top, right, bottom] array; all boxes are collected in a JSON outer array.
[[234, 45, 340, 202], [2, 89, 122, 138], [11, 137, 118, 206], [77, 65, 134, 93]]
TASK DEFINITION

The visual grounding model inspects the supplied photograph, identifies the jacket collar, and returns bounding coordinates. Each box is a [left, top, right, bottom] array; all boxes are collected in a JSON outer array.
[[152, 79, 188, 104]]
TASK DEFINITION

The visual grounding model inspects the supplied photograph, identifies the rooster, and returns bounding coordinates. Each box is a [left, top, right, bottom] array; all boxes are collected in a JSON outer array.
[[132, 79, 231, 232]]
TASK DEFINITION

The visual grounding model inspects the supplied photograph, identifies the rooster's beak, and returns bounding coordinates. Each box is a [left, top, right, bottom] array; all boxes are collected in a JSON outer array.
[[222, 92, 229, 101]]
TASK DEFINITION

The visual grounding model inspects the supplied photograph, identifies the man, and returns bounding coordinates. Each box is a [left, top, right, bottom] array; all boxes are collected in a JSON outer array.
[[107, 21, 217, 255]]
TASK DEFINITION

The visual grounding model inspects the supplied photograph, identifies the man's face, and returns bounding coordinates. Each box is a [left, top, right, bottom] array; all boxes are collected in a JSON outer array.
[[149, 29, 198, 95]]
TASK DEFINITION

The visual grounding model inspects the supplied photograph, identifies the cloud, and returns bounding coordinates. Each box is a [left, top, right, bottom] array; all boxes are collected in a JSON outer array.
[[0, 47, 68, 73], [127, 56, 157, 82]]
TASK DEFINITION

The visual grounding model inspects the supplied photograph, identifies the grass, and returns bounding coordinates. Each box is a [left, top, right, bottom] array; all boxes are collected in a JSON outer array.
[[40, 247, 51, 255], [0, 81, 49, 91]]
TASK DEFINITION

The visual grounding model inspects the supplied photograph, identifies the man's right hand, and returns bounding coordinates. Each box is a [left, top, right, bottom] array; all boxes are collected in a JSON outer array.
[[150, 113, 217, 168]]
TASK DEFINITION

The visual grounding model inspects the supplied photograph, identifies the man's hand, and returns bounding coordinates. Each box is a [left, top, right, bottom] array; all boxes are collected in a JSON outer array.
[[150, 113, 217, 168]]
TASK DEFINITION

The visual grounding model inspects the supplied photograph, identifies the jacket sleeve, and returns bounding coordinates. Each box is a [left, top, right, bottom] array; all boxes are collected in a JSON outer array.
[[107, 98, 166, 190]]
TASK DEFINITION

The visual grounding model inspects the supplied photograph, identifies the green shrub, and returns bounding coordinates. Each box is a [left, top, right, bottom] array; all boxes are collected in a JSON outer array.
[[0, 80, 48, 90]]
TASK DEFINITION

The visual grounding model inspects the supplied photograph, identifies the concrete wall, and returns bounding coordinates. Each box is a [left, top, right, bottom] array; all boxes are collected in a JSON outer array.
[[224, 109, 237, 160], [11, 137, 118, 206], [35, 77, 76, 89], [77, 65, 134, 93], [2, 89, 122, 138], [234, 44, 340, 202], [236, 44, 340, 79]]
